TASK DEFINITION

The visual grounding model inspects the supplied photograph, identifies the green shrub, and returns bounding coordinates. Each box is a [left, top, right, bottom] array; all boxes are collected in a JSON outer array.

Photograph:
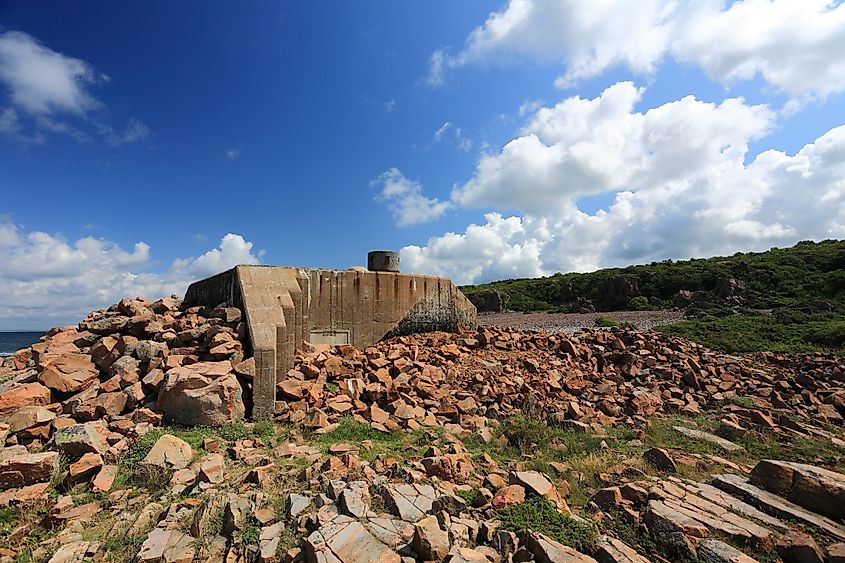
[[499, 496, 598, 553], [628, 296, 651, 310]]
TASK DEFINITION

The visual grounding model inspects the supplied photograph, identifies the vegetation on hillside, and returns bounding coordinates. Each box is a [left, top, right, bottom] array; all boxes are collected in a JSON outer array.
[[462, 239, 845, 353]]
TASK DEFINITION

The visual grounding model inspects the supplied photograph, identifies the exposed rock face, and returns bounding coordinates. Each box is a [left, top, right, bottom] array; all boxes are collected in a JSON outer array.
[[751, 459, 845, 521], [467, 289, 509, 313]]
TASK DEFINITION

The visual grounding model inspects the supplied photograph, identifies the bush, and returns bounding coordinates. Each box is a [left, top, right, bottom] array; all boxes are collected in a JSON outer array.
[[499, 496, 599, 553], [628, 296, 651, 310]]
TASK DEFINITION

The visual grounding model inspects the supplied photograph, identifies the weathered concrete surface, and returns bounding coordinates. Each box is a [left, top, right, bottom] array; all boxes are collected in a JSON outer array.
[[184, 266, 477, 419]]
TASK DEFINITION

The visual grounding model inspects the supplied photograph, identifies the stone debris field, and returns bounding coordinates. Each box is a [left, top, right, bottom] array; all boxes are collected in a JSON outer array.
[[1, 296, 845, 562]]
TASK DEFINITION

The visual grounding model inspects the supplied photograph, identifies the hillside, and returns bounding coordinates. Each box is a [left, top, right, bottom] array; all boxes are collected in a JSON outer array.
[[462, 239, 845, 353]]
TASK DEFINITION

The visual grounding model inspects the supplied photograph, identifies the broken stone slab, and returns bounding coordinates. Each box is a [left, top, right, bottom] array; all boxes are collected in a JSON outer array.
[[413, 515, 450, 561], [52, 423, 106, 458], [3, 406, 56, 433], [0, 382, 52, 418], [0, 451, 59, 489], [643, 499, 705, 560], [137, 528, 196, 563], [595, 535, 651, 563], [697, 538, 760, 563], [525, 532, 598, 563], [750, 459, 845, 522], [362, 518, 414, 550], [304, 513, 400, 563], [286, 493, 312, 521], [141, 434, 193, 470], [675, 480, 789, 532], [509, 470, 569, 512], [157, 370, 245, 427], [38, 354, 99, 394], [776, 530, 824, 563], [712, 473, 845, 541], [381, 483, 436, 522], [672, 425, 744, 452], [338, 481, 371, 519]]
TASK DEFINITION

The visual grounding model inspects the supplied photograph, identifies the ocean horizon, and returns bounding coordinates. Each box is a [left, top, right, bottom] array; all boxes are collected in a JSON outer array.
[[0, 331, 45, 357]]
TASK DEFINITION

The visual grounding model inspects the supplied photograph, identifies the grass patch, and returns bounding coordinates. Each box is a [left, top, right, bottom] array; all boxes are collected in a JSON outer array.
[[314, 418, 410, 461], [593, 316, 619, 328], [659, 312, 845, 354], [499, 496, 598, 553]]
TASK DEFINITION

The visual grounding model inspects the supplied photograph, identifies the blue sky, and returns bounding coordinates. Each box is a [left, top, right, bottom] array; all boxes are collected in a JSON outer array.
[[2, 1, 845, 329]]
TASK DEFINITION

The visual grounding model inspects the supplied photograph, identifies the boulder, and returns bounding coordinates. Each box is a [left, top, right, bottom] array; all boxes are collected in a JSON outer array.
[[4, 406, 56, 433], [141, 434, 193, 470], [491, 484, 525, 509], [751, 460, 845, 521], [157, 370, 244, 427], [0, 383, 52, 417], [38, 354, 99, 393], [52, 423, 107, 458], [413, 515, 450, 561], [776, 530, 824, 563], [510, 470, 569, 512], [0, 451, 58, 489]]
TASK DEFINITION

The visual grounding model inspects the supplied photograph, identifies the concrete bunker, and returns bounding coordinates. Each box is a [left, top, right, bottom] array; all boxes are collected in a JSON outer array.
[[183, 263, 477, 419]]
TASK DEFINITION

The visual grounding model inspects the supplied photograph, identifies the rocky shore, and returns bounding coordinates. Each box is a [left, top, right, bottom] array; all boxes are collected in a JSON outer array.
[[0, 296, 844, 562]]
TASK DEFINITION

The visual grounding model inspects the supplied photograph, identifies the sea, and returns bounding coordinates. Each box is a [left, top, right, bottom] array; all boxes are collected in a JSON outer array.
[[0, 331, 44, 357]]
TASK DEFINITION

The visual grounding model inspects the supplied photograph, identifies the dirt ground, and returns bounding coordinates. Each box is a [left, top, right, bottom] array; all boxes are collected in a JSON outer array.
[[479, 309, 685, 332]]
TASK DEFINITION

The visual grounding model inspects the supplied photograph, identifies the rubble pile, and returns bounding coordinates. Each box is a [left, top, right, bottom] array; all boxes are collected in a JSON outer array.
[[2, 297, 845, 562], [280, 326, 845, 434], [0, 297, 250, 487]]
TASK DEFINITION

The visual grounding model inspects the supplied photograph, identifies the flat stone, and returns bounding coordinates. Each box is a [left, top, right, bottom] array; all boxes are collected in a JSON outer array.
[[305, 513, 400, 563], [0, 383, 52, 418], [138, 528, 196, 563], [698, 538, 759, 563], [673, 426, 744, 452], [643, 499, 704, 560], [363, 518, 414, 550], [382, 483, 436, 522], [0, 451, 58, 489], [750, 459, 845, 521], [595, 535, 651, 563], [141, 434, 193, 470], [4, 406, 56, 433], [525, 531, 598, 563], [92, 465, 118, 493], [712, 473, 845, 541]]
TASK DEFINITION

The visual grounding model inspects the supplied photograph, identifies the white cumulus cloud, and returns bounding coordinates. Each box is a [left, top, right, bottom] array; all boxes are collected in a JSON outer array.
[[372, 168, 451, 226], [0, 30, 151, 145], [428, 0, 845, 100], [0, 220, 263, 330], [0, 30, 103, 115], [401, 87, 845, 283]]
